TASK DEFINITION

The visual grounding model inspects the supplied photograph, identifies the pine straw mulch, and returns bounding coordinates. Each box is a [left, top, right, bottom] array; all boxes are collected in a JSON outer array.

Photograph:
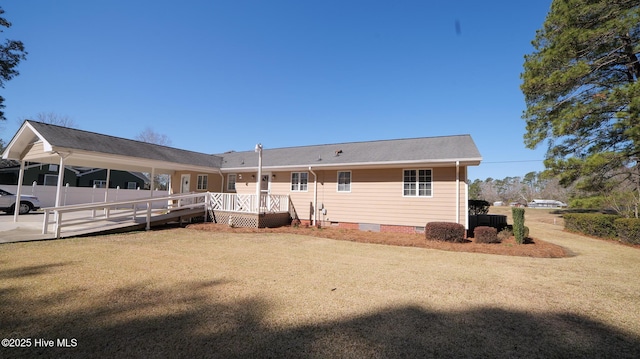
[[186, 223, 570, 258]]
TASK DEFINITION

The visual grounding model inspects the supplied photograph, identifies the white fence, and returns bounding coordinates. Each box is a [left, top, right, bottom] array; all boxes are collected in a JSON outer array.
[[0, 184, 169, 208]]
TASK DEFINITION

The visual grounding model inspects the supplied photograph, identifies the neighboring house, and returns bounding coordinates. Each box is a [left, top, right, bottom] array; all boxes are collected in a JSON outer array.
[[2, 121, 482, 233], [0, 162, 149, 189]]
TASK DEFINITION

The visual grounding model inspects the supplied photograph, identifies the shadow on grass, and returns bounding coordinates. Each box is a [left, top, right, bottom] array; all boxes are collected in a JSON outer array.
[[2, 278, 639, 358], [0, 262, 73, 279]]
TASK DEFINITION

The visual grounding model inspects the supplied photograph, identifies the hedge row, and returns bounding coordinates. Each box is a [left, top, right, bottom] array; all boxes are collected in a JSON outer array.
[[563, 213, 620, 239], [563, 213, 640, 244]]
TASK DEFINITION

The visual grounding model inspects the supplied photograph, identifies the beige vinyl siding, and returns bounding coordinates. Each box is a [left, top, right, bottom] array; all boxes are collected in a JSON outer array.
[[175, 166, 468, 228], [308, 167, 464, 227], [171, 171, 222, 193]]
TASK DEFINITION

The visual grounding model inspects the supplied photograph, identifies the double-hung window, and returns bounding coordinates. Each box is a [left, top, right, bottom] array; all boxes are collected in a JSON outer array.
[[227, 174, 237, 191], [291, 172, 308, 192], [197, 174, 208, 190], [403, 169, 432, 197], [337, 171, 351, 192]]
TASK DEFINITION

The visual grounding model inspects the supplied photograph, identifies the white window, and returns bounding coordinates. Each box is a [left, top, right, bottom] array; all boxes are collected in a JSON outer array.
[[227, 174, 237, 191], [291, 172, 308, 192], [93, 180, 107, 188], [44, 174, 58, 186], [197, 174, 208, 190], [403, 169, 432, 197], [337, 171, 351, 192], [126, 181, 137, 189]]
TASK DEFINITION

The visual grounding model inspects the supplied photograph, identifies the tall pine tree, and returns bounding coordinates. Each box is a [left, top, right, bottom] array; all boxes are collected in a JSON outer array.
[[521, 0, 640, 213]]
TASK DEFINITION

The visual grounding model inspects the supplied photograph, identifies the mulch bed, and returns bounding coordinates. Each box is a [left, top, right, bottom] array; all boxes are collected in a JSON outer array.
[[186, 223, 570, 258]]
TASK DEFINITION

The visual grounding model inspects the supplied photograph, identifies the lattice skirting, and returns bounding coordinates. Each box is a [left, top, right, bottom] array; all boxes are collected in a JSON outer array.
[[210, 211, 291, 228]]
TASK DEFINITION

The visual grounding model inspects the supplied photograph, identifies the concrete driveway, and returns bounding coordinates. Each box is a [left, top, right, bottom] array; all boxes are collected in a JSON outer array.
[[0, 211, 54, 243]]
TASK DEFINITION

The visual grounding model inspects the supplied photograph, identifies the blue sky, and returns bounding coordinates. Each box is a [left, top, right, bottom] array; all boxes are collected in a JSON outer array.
[[0, 1, 552, 180]]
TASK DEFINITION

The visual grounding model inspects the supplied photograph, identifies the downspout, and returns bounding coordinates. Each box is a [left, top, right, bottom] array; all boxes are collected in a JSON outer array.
[[456, 161, 460, 225], [218, 169, 224, 193], [464, 167, 469, 229], [309, 166, 317, 226]]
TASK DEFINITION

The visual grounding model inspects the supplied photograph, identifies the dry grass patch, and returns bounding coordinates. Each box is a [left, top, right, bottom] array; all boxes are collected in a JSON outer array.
[[1, 214, 640, 358]]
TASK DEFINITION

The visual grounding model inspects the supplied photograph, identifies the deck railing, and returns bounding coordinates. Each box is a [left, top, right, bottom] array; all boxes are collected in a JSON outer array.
[[42, 192, 290, 238], [208, 193, 290, 213]]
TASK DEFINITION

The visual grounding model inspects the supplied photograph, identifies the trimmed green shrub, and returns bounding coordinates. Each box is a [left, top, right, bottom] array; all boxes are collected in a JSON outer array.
[[469, 199, 490, 215], [474, 226, 499, 243], [512, 207, 526, 244], [563, 213, 620, 238], [614, 218, 640, 244], [425, 222, 465, 242]]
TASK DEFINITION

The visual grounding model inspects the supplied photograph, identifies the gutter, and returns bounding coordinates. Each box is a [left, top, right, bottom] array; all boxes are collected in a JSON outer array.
[[309, 166, 317, 226], [222, 157, 483, 172]]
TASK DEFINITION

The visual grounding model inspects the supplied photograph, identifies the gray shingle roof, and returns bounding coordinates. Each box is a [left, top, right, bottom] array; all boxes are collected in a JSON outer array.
[[218, 135, 482, 169], [27, 121, 223, 168]]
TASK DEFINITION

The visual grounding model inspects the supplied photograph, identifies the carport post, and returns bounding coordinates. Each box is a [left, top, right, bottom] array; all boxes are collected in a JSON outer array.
[[54, 154, 67, 207], [13, 160, 25, 222], [150, 168, 155, 198]]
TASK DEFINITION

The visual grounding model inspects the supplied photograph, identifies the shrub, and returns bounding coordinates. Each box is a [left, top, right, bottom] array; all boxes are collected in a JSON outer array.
[[512, 207, 526, 244], [469, 199, 490, 215], [425, 222, 465, 242], [474, 226, 499, 243], [563, 213, 620, 238], [497, 227, 513, 241], [614, 218, 640, 245]]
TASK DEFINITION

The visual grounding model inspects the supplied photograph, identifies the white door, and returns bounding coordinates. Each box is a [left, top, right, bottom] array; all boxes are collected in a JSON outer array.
[[260, 172, 271, 194], [180, 174, 192, 205], [260, 172, 271, 210]]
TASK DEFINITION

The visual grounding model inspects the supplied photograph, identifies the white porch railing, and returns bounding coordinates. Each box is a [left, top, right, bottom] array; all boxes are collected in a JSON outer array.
[[42, 192, 290, 238], [208, 193, 290, 213]]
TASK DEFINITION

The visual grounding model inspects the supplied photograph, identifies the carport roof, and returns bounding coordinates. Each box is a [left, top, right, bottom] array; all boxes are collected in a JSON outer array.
[[2, 121, 223, 173]]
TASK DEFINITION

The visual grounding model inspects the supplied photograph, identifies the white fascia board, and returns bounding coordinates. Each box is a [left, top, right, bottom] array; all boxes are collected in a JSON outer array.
[[2, 122, 53, 159], [221, 157, 483, 172]]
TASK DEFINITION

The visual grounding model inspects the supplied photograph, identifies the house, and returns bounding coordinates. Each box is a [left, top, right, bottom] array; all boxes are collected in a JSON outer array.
[[2, 121, 482, 232], [173, 136, 482, 232], [0, 161, 149, 189]]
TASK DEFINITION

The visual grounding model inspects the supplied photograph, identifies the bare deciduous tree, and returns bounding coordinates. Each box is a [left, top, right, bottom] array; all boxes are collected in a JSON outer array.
[[135, 127, 172, 190]]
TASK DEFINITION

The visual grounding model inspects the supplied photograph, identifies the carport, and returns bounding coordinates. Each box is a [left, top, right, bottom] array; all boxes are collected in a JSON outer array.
[[1, 120, 224, 222]]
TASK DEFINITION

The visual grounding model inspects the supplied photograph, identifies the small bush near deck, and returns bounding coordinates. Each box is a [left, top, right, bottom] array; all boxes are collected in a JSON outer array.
[[563, 213, 620, 238], [512, 207, 526, 244], [474, 226, 499, 243], [425, 222, 465, 242], [614, 218, 640, 245]]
